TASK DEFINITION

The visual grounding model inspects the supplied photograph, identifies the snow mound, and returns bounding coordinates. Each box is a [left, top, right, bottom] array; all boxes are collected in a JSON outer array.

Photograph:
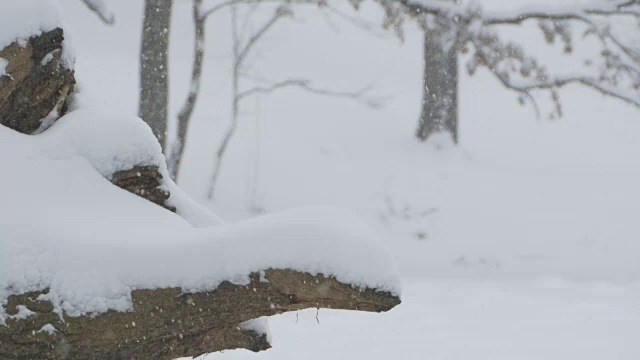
[[240, 317, 272, 343], [45, 108, 165, 177], [0, 109, 400, 323], [38, 324, 57, 335], [42, 107, 222, 227], [0, 0, 74, 69], [0, 0, 63, 49]]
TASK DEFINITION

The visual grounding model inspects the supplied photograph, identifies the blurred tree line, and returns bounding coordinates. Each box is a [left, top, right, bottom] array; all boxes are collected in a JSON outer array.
[[87, 0, 640, 191]]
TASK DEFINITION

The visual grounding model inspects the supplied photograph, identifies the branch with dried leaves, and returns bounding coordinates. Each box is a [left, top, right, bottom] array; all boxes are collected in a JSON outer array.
[[375, 0, 640, 118]]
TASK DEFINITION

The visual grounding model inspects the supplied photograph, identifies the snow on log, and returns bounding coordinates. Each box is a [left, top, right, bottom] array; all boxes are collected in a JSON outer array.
[[0, 109, 401, 359], [41, 108, 224, 227], [0, 270, 399, 359]]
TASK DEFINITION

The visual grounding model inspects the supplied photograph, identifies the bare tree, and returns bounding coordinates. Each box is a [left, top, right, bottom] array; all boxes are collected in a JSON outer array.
[[139, 0, 173, 151], [373, 0, 640, 143], [167, 0, 205, 178], [206, 4, 291, 199], [205, 4, 379, 199], [163, 0, 380, 183]]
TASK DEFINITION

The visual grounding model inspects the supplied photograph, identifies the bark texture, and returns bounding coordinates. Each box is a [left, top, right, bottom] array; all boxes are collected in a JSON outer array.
[[0, 28, 75, 135], [1, 269, 400, 360], [110, 165, 176, 212], [139, 0, 173, 151], [416, 18, 459, 143]]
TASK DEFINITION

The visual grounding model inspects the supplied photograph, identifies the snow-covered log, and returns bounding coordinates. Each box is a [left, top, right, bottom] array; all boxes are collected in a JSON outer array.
[[0, 269, 399, 359], [0, 5, 400, 356], [1, 107, 400, 359]]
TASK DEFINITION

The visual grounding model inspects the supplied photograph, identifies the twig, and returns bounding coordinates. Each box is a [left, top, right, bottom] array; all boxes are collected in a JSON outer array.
[[80, 0, 115, 25], [169, 0, 205, 180]]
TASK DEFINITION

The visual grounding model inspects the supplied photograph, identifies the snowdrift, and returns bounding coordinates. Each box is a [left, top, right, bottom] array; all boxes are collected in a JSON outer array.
[[0, 108, 400, 322]]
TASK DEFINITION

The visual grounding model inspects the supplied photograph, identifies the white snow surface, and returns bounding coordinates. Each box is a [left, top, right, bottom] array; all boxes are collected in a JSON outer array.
[[81, 0, 114, 24], [45, 108, 166, 178], [0, 0, 74, 69], [39, 107, 222, 227], [6, 1, 640, 358], [409, 0, 624, 17], [0, 0, 63, 49], [38, 324, 57, 335], [9, 305, 35, 321], [0, 109, 399, 322], [240, 317, 272, 344], [0, 58, 7, 77], [211, 279, 640, 360]]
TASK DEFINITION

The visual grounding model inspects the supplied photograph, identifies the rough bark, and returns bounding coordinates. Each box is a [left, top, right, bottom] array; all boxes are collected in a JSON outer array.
[[0, 28, 75, 135], [1, 269, 400, 360], [139, 0, 173, 151], [416, 19, 459, 143], [110, 165, 176, 212]]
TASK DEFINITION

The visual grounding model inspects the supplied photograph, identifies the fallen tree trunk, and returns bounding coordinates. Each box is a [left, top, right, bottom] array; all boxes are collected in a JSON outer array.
[[1, 269, 400, 359], [1, 21, 400, 360]]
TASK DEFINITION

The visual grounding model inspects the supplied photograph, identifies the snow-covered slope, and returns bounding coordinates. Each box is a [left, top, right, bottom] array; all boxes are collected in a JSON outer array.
[[0, 109, 400, 323], [212, 278, 640, 360]]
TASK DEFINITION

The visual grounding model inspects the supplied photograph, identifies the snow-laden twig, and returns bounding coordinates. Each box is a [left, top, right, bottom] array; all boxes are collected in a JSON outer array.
[[80, 0, 115, 25]]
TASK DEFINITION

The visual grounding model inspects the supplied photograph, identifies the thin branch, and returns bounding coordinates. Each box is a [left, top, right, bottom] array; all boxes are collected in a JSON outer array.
[[168, 0, 205, 180], [236, 9, 288, 68], [201, 0, 322, 20], [473, 35, 640, 116], [322, 4, 391, 37], [207, 5, 242, 199], [201, 0, 245, 20], [395, 0, 640, 23], [206, 1, 390, 199], [489, 65, 640, 111], [236, 78, 373, 103], [530, 76, 640, 109], [80, 0, 115, 24]]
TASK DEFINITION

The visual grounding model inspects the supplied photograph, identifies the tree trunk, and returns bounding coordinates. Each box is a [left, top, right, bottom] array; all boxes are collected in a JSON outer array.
[[416, 19, 459, 143], [207, 5, 241, 199], [139, 0, 173, 151]]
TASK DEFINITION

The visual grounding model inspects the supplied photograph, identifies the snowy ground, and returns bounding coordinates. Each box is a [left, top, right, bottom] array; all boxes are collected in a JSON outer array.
[[53, 0, 640, 358], [214, 279, 640, 360]]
